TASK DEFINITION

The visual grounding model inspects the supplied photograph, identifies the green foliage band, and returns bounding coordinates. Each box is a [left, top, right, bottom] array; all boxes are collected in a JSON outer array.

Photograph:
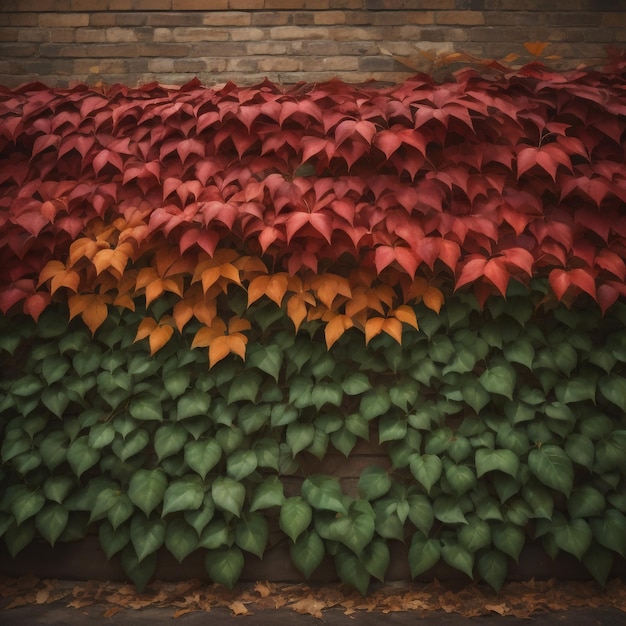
[[1, 281, 625, 592]]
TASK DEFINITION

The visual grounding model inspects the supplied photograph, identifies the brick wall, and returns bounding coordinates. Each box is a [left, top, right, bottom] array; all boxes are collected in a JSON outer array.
[[0, 0, 623, 88]]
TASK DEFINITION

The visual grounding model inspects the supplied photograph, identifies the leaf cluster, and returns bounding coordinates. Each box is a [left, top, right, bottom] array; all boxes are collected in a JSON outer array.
[[1, 285, 625, 592]]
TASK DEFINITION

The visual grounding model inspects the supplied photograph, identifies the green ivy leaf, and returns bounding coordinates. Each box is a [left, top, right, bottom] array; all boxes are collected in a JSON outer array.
[[334, 545, 370, 595], [567, 486, 606, 518], [409, 454, 442, 495], [205, 546, 244, 589], [235, 512, 268, 558], [176, 390, 211, 420], [67, 436, 101, 478], [460, 376, 490, 413], [42, 355, 70, 385], [226, 450, 258, 481], [121, 545, 156, 592], [408, 532, 440, 578], [358, 466, 391, 501], [433, 495, 467, 525], [522, 481, 554, 520], [238, 404, 270, 435], [130, 514, 166, 562], [280, 496, 312, 542], [311, 382, 343, 410], [164, 370, 191, 399], [254, 437, 280, 470], [286, 423, 315, 456], [553, 518, 592, 561], [99, 520, 130, 559], [212, 477, 245, 517], [582, 542, 614, 587], [247, 345, 283, 381], [457, 515, 491, 552], [41, 386, 70, 418], [528, 445, 574, 497], [444, 463, 477, 496], [362, 538, 390, 582], [154, 423, 188, 462], [199, 518, 232, 550], [479, 361, 516, 400], [4, 520, 36, 558], [302, 475, 347, 515], [477, 549, 507, 592], [492, 522, 525, 562], [378, 415, 407, 444], [129, 394, 163, 422], [270, 404, 299, 427], [290, 529, 324, 579], [1, 430, 31, 463], [441, 539, 474, 579], [111, 429, 149, 462], [503, 338, 535, 370], [555, 377, 597, 404], [35, 504, 68, 546], [164, 517, 199, 563], [162, 476, 204, 516], [590, 509, 626, 558], [475, 448, 520, 479], [341, 373, 371, 396], [184, 439, 222, 480], [42, 475, 74, 504], [88, 423, 116, 450], [407, 494, 434, 534], [128, 469, 168, 516], [564, 434, 594, 470], [359, 387, 391, 420], [250, 476, 285, 512], [227, 372, 261, 404], [325, 503, 375, 556]]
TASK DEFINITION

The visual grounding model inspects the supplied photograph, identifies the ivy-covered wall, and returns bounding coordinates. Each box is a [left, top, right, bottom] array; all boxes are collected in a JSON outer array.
[[1, 59, 626, 592]]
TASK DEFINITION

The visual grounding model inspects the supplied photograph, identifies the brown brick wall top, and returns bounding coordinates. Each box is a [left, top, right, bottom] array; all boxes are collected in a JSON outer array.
[[0, 0, 623, 87]]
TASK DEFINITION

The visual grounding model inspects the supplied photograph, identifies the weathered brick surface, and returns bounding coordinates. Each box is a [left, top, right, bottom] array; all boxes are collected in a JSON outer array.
[[0, 0, 623, 87]]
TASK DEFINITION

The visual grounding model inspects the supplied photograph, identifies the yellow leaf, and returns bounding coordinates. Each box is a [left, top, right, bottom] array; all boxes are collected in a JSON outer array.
[[423, 286, 444, 313], [382, 317, 403, 344], [149, 323, 174, 355], [524, 41, 550, 57], [365, 317, 385, 344], [324, 314, 353, 350], [392, 305, 418, 329]]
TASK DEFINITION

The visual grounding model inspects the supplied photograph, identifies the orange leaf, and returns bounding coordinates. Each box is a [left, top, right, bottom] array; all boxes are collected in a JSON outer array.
[[248, 275, 270, 306], [145, 279, 165, 307], [69, 238, 102, 265], [201, 266, 221, 293], [219, 262, 242, 285], [423, 286, 444, 313], [226, 333, 247, 361], [524, 41, 550, 57], [287, 293, 309, 332], [382, 317, 403, 344], [134, 317, 157, 342], [149, 323, 174, 355], [365, 317, 385, 345], [324, 314, 354, 349], [405, 277, 429, 301], [392, 305, 418, 329], [173, 300, 194, 332], [229, 317, 251, 334], [265, 274, 289, 307], [209, 335, 231, 367], [312, 274, 351, 309], [69, 294, 110, 334], [162, 276, 184, 298], [38, 261, 81, 295], [192, 319, 226, 349], [136, 267, 159, 290], [92, 246, 131, 276]]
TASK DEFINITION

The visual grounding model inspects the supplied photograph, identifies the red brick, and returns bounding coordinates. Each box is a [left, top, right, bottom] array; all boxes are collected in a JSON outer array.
[[38, 13, 90, 27], [435, 10, 485, 25]]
